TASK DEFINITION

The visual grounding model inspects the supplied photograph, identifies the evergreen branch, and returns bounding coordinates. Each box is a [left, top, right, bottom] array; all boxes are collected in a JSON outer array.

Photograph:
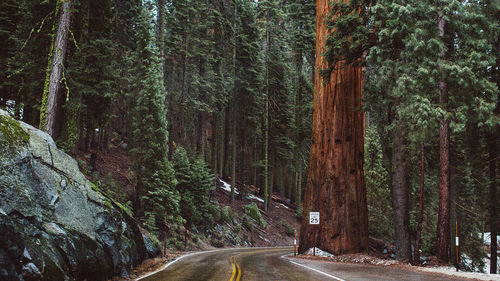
[[450, 164, 485, 186], [455, 202, 485, 220], [69, 29, 79, 50], [20, 10, 55, 51]]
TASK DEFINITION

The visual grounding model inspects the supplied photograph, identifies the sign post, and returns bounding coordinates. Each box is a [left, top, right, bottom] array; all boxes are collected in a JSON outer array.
[[294, 230, 297, 257], [309, 212, 320, 256], [456, 220, 459, 272]]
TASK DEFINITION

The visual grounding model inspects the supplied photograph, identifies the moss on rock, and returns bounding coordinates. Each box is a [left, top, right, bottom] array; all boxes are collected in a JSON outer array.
[[0, 114, 29, 157]]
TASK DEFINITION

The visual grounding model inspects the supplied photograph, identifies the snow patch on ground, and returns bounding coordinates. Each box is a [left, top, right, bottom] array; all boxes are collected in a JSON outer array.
[[304, 248, 335, 258], [248, 194, 264, 202], [259, 235, 271, 243], [218, 179, 267, 202], [418, 266, 500, 281], [218, 179, 239, 194]]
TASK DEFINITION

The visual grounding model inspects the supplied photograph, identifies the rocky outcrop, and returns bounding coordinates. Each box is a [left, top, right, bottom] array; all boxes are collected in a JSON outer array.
[[0, 110, 159, 281]]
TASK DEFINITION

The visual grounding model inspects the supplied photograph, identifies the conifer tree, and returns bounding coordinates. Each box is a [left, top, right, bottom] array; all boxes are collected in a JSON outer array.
[[129, 4, 178, 228], [1, 0, 52, 125], [172, 146, 215, 232], [39, 0, 72, 137], [325, 0, 497, 264], [234, 0, 264, 187], [286, 0, 315, 204], [299, 0, 368, 255]]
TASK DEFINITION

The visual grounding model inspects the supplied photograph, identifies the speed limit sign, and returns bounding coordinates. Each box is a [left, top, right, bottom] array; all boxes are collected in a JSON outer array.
[[309, 212, 320, 225]]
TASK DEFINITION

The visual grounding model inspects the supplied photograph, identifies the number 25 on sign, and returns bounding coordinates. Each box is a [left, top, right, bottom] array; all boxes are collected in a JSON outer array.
[[309, 212, 320, 225]]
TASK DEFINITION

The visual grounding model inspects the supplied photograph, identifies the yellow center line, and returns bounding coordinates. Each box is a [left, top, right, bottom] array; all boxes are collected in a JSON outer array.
[[229, 256, 236, 281], [235, 260, 241, 281], [228, 248, 292, 281]]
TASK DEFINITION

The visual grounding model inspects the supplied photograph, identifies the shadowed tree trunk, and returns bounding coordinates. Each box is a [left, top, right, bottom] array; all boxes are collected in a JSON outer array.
[[414, 142, 425, 264], [263, 8, 270, 212], [392, 126, 411, 262], [40, 0, 72, 137], [489, 30, 500, 274], [488, 131, 498, 274], [487, 68, 499, 272], [436, 12, 450, 263], [298, 0, 368, 255]]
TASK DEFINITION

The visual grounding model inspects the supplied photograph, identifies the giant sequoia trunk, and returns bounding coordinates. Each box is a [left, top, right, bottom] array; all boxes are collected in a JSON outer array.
[[298, 0, 368, 255], [40, 0, 72, 137]]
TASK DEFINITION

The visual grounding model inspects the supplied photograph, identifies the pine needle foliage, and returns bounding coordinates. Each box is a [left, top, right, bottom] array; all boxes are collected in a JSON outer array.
[[172, 146, 216, 231], [129, 5, 179, 229]]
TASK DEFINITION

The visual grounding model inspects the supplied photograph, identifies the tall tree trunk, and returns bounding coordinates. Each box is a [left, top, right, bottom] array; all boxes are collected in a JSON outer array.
[[263, 8, 270, 212], [297, 165, 302, 205], [414, 142, 425, 265], [217, 113, 225, 177], [223, 106, 230, 177], [298, 0, 368, 255], [230, 112, 236, 202], [392, 128, 411, 261], [294, 48, 303, 204], [230, 0, 237, 203], [40, 0, 72, 137], [269, 149, 276, 209], [253, 135, 257, 186], [436, 12, 450, 263], [487, 83, 499, 272], [489, 32, 500, 274], [487, 133, 497, 274], [198, 111, 207, 158]]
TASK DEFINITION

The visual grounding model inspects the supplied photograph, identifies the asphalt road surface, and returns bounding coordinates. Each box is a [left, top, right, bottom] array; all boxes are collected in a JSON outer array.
[[138, 247, 473, 281]]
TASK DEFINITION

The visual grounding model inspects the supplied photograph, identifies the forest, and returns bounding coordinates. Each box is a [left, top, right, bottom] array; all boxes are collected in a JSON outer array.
[[0, 0, 498, 275]]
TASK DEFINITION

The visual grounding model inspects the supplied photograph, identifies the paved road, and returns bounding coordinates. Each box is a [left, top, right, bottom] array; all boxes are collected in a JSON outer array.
[[138, 247, 473, 281]]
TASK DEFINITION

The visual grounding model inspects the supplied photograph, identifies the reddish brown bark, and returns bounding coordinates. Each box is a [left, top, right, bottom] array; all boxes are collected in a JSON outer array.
[[488, 107, 498, 273], [414, 142, 425, 265], [298, 0, 368, 255], [392, 128, 411, 261], [436, 13, 450, 263], [488, 33, 500, 275]]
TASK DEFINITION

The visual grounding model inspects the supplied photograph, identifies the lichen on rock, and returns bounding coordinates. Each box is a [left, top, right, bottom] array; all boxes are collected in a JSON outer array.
[[0, 112, 29, 157], [0, 110, 159, 281]]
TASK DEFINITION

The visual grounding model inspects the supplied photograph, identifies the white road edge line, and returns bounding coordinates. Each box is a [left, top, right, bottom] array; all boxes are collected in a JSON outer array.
[[282, 255, 346, 281]]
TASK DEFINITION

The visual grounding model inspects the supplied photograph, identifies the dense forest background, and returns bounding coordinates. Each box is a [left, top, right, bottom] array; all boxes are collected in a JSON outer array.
[[0, 0, 498, 273]]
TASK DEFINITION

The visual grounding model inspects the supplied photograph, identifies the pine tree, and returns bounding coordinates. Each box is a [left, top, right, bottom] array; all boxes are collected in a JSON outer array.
[[1, 0, 52, 125], [326, 0, 498, 264], [39, 0, 73, 137], [286, 0, 315, 205], [129, 4, 178, 228], [172, 146, 215, 232], [234, 0, 264, 187]]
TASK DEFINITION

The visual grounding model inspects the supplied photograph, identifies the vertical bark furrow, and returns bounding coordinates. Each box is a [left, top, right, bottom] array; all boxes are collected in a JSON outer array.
[[436, 12, 450, 263], [44, 0, 72, 137], [298, 0, 368, 255]]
